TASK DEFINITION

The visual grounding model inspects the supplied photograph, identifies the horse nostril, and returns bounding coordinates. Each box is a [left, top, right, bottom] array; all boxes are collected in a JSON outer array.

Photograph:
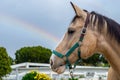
[[59, 64, 63, 66], [50, 59, 53, 66], [50, 60, 57, 70]]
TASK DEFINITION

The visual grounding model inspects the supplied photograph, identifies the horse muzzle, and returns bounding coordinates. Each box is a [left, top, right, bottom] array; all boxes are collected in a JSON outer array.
[[50, 55, 66, 74]]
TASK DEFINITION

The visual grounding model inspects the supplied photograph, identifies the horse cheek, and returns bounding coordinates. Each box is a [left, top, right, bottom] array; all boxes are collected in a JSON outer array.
[[80, 33, 97, 59], [88, 36, 97, 56]]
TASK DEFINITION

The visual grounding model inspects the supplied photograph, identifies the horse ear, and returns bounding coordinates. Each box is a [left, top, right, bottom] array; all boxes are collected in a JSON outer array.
[[70, 2, 83, 16]]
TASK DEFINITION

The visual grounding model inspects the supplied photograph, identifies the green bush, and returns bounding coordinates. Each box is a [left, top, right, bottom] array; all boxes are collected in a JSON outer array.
[[22, 71, 37, 80], [0, 47, 11, 79], [22, 71, 51, 80]]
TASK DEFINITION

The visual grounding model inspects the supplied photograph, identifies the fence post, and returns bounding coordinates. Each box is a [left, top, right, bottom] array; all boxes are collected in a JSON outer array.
[[16, 68, 19, 80], [26, 62, 29, 68]]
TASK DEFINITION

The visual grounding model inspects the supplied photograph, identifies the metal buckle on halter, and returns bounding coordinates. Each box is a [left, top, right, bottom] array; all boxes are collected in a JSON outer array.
[[69, 68, 74, 79], [81, 27, 86, 35]]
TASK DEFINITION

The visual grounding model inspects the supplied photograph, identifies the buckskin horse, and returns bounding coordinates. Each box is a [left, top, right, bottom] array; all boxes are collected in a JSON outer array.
[[50, 2, 120, 80]]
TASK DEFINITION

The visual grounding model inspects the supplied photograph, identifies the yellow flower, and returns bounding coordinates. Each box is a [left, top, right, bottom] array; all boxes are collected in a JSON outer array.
[[31, 70, 35, 74], [33, 71, 51, 80], [23, 71, 51, 80], [34, 76, 37, 79]]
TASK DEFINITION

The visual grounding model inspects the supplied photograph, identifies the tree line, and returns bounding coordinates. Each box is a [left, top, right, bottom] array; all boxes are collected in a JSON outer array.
[[15, 46, 51, 63]]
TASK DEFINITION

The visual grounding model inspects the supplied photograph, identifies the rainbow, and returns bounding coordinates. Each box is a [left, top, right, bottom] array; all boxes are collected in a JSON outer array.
[[0, 13, 60, 44]]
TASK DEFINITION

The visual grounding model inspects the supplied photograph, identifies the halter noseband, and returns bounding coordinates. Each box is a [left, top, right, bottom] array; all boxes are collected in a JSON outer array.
[[52, 13, 90, 69]]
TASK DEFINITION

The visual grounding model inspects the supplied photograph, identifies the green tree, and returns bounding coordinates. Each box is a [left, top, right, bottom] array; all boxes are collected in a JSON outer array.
[[15, 46, 52, 64], [9, 56, 14, 65], [0, 47, 11, 79], [80, 53, 109, 67]]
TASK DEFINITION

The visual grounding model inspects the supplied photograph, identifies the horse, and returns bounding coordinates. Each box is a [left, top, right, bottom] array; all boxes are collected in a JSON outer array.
[[50, 2, 120, 80]]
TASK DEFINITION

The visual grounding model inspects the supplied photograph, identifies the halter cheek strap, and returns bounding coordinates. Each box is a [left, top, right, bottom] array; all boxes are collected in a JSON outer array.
[[52, 13, 90, 69], [53, 42, 80, 68]]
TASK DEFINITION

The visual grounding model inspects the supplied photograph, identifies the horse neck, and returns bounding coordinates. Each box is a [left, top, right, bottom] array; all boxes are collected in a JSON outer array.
[[96, 31, 120, 74]]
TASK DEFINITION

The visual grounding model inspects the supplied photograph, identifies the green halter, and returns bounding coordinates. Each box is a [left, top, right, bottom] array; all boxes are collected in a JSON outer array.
[[53, 42, 80, 68], [52, 13, 89, 69], [52, 28, 85, 69]]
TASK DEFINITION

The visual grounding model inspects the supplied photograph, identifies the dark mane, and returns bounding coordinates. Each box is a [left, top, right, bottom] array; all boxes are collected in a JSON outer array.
[[90, 11, 120, 43]]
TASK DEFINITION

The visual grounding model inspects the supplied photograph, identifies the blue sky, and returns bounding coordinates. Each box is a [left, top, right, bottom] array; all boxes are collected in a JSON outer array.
[[0, 0, 120, 58]]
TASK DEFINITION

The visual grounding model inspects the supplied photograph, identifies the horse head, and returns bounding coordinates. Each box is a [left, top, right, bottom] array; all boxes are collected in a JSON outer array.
[[50, 2, 98, 74]]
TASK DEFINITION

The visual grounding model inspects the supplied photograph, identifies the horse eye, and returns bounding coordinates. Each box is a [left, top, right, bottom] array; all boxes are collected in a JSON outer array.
[[68, 28, 75, 34]]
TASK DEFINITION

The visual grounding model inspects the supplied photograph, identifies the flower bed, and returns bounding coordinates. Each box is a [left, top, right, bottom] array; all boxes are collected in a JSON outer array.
[[22, 71, 51, 80]]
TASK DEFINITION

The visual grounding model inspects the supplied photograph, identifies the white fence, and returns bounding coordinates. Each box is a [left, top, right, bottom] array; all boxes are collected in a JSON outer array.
[[2, 62, 109, 80]]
